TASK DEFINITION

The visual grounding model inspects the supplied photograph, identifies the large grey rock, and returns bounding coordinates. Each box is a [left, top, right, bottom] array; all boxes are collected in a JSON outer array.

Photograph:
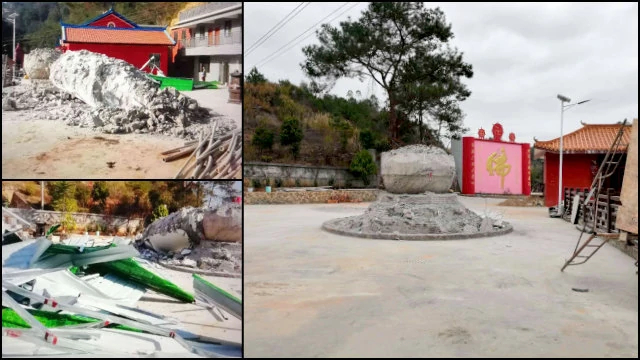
[[24, 48, 61, 79], [381, 145, 456, 194]]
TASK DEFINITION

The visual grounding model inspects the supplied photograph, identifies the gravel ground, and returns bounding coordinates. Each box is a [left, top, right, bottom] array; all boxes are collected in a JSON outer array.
[[244, 196, 638, 358], [2, 88, 240, 179]]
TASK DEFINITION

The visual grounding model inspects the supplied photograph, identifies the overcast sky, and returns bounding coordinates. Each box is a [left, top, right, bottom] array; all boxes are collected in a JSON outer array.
[[244, 2, 638, 144]]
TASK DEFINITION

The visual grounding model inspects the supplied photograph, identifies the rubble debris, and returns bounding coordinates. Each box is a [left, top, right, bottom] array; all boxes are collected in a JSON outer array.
[[137, 205, 242, 275], [1, 212, 241, 357], [23, 48, 61, 80], [142, 205, 241, 247], [2, 50, 237, 140], [2, 96, 17, 111]]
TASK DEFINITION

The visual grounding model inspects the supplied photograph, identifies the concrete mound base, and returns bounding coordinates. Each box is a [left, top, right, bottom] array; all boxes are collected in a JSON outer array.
[[322, 192, 513, 240]]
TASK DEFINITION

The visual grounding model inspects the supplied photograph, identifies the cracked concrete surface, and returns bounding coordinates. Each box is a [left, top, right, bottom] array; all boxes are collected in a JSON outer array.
[[244, 197, 638, 358]]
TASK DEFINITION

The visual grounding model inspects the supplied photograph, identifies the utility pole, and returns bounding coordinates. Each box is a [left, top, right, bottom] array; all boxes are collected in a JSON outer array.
[[41, 181, 44, 210], [7, 12, 19, 82]]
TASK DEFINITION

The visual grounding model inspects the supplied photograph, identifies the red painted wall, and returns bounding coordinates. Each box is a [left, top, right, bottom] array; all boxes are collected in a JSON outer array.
[[89, 14, 134, 28], [543, 152, 597, 207], [461, 137, 531, 196], [522, 143, 531, 196], [66, 43, 170, 75], [462, 137, 476, 194]]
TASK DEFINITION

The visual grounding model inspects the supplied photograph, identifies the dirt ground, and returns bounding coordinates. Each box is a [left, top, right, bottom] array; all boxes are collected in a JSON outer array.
[[244, 196, 638, 358], [1, 88, 241, 179]]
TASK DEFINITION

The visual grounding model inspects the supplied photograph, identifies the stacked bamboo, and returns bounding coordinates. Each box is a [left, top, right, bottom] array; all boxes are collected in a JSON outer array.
[[161, 122, 241, 179]]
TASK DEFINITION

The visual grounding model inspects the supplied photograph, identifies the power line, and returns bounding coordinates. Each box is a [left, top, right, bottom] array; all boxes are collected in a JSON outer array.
[[253, 2, 350, 68], [245, 2, 309, 56], [255, 2, 358, 69]]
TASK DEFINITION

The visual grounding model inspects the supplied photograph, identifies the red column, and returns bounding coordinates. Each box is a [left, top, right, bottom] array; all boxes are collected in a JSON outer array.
[[521, 143, 531, 195], [462, 137, 476, 194]]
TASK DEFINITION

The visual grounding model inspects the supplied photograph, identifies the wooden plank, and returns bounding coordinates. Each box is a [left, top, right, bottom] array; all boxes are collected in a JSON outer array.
[[616, 119, 638, 234]]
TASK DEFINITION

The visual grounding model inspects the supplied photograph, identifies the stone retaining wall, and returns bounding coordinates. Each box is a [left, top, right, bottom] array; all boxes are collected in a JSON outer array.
[[6, 208, 144, 234], [245, 189, 379, 205], [244, 162, 376, 188]]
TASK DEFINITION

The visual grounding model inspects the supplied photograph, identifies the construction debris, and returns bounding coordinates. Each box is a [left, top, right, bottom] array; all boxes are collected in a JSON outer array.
[[138, 204, 242, 276], [2, 208, 241, 357], [2, 50, 237, 139], [163, 124, 242, 179]]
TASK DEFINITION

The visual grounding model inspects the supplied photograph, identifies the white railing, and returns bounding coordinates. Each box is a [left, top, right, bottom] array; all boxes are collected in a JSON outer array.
[[182, 30, 241, 48]]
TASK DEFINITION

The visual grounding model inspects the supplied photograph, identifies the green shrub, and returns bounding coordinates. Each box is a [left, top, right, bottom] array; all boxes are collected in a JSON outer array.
[[274, 178, 283, 188], [152, 204, 169, 221], [328, 177, 335, 188], [374, 139, 392, 152], [251, 178, 262, 189], [260, 154, 273, 162], [61, 213, 76, 232], [350, 150, 377, 186], [280, 117, 304, 157], [295, 179, 302, 187], [359, 129, 375, 149], [252, 124, 275, 151]]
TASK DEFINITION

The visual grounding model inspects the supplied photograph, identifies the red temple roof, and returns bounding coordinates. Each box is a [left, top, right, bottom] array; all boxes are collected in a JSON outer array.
[[534, 122, 633, 154], [63, 27, 174, 45]]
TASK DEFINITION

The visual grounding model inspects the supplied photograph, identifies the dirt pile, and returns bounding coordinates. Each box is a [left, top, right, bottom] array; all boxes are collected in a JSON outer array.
[[323, 192, 512, 240]]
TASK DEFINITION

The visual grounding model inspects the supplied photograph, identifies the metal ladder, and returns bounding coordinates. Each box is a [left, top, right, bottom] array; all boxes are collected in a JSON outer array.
[[561, 120, 628, 271]]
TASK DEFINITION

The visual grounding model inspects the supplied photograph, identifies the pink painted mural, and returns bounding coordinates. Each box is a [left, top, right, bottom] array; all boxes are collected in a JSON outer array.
[[473, 141, 523, 194]]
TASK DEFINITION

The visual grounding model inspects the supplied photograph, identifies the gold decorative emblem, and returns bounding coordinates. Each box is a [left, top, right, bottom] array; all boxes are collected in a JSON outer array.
[[486, 148, 511, 189]]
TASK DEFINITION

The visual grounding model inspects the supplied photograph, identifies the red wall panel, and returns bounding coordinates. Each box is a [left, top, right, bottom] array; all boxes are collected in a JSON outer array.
[[543, 152, 597, 207], [66, 43, 169, 75], [462, 137, 476, 194], [89, 14, 135, 28]]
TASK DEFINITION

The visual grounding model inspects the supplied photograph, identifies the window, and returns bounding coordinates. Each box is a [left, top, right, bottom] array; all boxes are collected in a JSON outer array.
[[107, 22, 115, 28], [198, 25, 205, 38], [224, 20, 232, 37], [173, 31, 177, 42]]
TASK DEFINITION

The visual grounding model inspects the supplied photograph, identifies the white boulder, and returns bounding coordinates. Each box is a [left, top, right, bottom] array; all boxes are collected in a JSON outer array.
[[24, 48, 61, 79], [381, 144, 455, 194]]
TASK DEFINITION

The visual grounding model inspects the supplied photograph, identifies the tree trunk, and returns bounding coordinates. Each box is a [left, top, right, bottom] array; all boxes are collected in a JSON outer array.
[[388, 91, 398, 142]]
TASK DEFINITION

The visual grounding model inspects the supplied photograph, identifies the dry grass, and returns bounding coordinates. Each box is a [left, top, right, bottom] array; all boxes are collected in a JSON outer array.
[[498, 196, 545, 207]]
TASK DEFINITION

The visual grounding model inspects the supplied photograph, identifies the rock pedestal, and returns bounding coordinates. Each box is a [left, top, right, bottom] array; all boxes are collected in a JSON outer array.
[[322, 144, 512, 241]]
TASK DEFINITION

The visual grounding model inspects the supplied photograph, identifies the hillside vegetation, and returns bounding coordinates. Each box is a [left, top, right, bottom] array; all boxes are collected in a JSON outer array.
[[2, 181, 231, 225], [2, 2, 193, 53], [244, 72, 391, 167]]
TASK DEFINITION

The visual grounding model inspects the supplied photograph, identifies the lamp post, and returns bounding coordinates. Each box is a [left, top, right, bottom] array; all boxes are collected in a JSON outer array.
[[7, 12, 19, 82], [554, 94, 591, 217]]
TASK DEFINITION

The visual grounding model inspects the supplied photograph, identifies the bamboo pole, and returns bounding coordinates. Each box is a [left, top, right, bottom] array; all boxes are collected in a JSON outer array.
[[174, 131, 207, 179], [162, 144, 197, 162]]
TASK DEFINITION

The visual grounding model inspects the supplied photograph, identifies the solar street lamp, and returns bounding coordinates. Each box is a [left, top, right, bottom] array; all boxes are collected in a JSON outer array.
[[552, 94, 591, 217]]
